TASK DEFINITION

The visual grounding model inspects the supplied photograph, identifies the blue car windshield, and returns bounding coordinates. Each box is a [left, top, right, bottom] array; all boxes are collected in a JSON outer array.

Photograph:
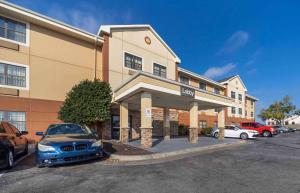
[[46, 124, 91, 135]]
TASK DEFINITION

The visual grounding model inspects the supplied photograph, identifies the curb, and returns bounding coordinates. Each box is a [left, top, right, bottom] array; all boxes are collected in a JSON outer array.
[[104, 140, 247, 162]]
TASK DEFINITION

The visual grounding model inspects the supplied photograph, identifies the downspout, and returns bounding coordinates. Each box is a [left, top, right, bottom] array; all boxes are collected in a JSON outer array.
[[94, 36, 98, 80]]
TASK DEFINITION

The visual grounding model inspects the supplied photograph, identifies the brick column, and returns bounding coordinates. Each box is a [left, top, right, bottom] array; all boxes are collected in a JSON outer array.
[[189, 101, 198, 143], [140, 92, 152, 148], [217, 107, 225, 140], [163, 107, 171, 140], [120, 101, 129, 143]]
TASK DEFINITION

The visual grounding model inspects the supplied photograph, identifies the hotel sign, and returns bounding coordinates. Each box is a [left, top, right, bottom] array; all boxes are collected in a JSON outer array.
[[180, 86, 195, 98]]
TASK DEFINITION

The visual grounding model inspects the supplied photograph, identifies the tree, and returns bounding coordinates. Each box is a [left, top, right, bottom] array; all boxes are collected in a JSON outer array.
[[58, 79, 112, 136], [258, 96, 298, 125]]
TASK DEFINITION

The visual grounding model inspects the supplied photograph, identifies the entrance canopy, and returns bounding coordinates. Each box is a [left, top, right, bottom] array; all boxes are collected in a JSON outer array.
[[113, 71, 233, 111]]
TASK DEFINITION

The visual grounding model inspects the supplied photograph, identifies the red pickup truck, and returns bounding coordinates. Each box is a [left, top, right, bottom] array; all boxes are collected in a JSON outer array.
[[240, 122, 277, 137]]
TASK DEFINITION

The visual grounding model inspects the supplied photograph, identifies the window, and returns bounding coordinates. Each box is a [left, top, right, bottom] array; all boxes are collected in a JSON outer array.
[[238, 108, 242, 115], [241, 123, 249, 127], [214, 88, 220, 94], [231, 91, 236, 99], [0, 111, 26, 131], [0, 62, 27, 88], [245, 110, 247, 117], [231, 107, 236, 114], [0, 123, 5, 133], [214, 121, 218, 127], [179, 75, 189, 85], [153, 63, 166, 78], [238, 94, 242, 101], [124, 52, 142, 71], [199, 82, 206, 90], [0, 16, 27, 44], [251, 112, 254, 117], [251, 101, 254, 106], [199, 121, 207, 129]]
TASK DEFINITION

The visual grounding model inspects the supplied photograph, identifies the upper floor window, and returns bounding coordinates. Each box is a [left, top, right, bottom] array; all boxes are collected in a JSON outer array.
[[124, 52, 142, 71], [251, 100, 254, 106], [251, 112, 254, 117], [179, 75, 189, 85], [231, 107, 236, 114], [214, 88, 220, 94], [238, 108, 242, 115], [245, 110, 248, 116], [0, 16, 26, 44], [0, 62, 27, 88], [153, 63, 166, 78], [231, 91, 236, 99], [238, 94, 242, 101], [199, 82, 206, 90]]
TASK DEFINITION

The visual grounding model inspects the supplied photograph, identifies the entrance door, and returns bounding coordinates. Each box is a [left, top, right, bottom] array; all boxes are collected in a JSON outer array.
[[111, 115, 132, 140], [111, 115, 120, 140]]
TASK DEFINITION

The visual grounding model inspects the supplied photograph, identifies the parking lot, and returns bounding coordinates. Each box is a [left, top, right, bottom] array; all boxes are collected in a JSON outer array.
[[0, 132, 300, 193]]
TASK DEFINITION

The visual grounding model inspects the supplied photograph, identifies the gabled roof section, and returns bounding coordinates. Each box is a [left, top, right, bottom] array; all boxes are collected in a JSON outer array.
[[246, 94, 259, 101], [98, 25, 181, 63], [0, 1, 103, 44], [218, 75, 247, 91], [178, 67, 226, 88]]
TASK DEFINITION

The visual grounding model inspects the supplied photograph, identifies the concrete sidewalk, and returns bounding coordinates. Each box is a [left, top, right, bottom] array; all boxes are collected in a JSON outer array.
[[105, 136, 248, 162]]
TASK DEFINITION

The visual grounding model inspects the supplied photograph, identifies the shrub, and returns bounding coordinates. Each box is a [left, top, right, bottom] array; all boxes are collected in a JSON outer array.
[[201, 127, 213, 135]]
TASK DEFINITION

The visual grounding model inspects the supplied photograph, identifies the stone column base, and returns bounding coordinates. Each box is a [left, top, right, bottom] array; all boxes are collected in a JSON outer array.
[[120, 127, 129, 143], [189, 127, 198, 144], [218, 127, 225, 140], [163, 127, 170, 140], [141, 127, 152, 148]]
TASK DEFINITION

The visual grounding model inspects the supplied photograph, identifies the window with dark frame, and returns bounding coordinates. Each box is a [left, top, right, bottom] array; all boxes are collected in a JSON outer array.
[[231, 91, 236, 99], [238, 108, 242, 115], [214, 88, 220, 94], [238, 94, 242, 101], [124, 52, 142, 71], [251, 112, 254, 117], [0, 63, 26, 88], [231, 107, 236, 114], [199, 121, 207, 129], [179, 75, 189, 85], [199, 82, 206, 90], [0, 15, 26, 43], [153, 63, 166, 78]]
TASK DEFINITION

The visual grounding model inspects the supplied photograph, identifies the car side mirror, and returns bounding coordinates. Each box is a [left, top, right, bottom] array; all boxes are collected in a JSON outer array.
[[21, 131, 28, 135], [36, 131, 44, 136]]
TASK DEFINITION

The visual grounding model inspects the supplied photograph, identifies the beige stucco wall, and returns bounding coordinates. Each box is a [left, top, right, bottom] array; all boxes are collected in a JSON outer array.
[[245, 97, 255, 119], [108, 29, 177, 90], [0, 20, 102, 101], [225, 77, 246, 118]]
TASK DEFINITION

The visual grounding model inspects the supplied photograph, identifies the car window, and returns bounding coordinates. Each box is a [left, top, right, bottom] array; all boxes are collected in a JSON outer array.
[[8, 123, 20, 134], [242, 123, 249, 127], [2, 122, 14, 134], [0, 124, 5, 133], [46, 124, 92, 135]]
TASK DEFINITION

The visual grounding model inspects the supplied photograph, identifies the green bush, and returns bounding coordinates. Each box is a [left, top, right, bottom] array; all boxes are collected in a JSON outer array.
[[178, 124, 188, 136], [58, 79, 112, 126], [201, 127, 213, 135]]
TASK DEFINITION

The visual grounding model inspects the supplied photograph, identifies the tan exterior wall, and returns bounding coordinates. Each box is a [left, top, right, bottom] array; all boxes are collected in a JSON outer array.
[[108, 29, 177, 90], [0, 22, 102, 102], [245, 97, 256, 119]]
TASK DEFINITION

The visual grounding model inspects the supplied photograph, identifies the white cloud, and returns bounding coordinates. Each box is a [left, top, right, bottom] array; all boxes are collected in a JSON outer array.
[[217, 31, 249, 55], [46, 3, 133, 33], [204, 63, 236, 79]]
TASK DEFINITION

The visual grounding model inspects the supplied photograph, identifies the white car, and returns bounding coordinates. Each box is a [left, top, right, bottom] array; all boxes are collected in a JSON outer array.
[[211, 125, 259, 140]]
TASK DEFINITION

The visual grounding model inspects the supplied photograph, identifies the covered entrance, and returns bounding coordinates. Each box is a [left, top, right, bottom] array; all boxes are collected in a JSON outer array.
[[113, 71, 233, 148]]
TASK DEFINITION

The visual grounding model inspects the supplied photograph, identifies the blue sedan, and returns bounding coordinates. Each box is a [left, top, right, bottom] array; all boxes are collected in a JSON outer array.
[[36, 123, 103, 167]]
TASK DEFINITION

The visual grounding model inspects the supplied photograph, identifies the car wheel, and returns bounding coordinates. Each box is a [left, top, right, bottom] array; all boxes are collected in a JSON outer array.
[[6, 149, 14, 169], [214, 132, 219, 138], [262, 130, 272, 137], [240, 133, 249, 140]]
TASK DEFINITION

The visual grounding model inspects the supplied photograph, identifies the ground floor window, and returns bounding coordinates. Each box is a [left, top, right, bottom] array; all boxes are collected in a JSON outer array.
[[0, 111, 26, 131], [199, 120, 207, 129]]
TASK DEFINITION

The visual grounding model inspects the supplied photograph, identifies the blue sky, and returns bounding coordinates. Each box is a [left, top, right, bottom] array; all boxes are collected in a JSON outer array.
[[8, 0, 300, 120]]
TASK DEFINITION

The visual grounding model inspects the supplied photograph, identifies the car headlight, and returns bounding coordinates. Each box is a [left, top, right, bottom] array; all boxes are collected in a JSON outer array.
[[91, 140, 102, 147], [38, 144, 56, 152]]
